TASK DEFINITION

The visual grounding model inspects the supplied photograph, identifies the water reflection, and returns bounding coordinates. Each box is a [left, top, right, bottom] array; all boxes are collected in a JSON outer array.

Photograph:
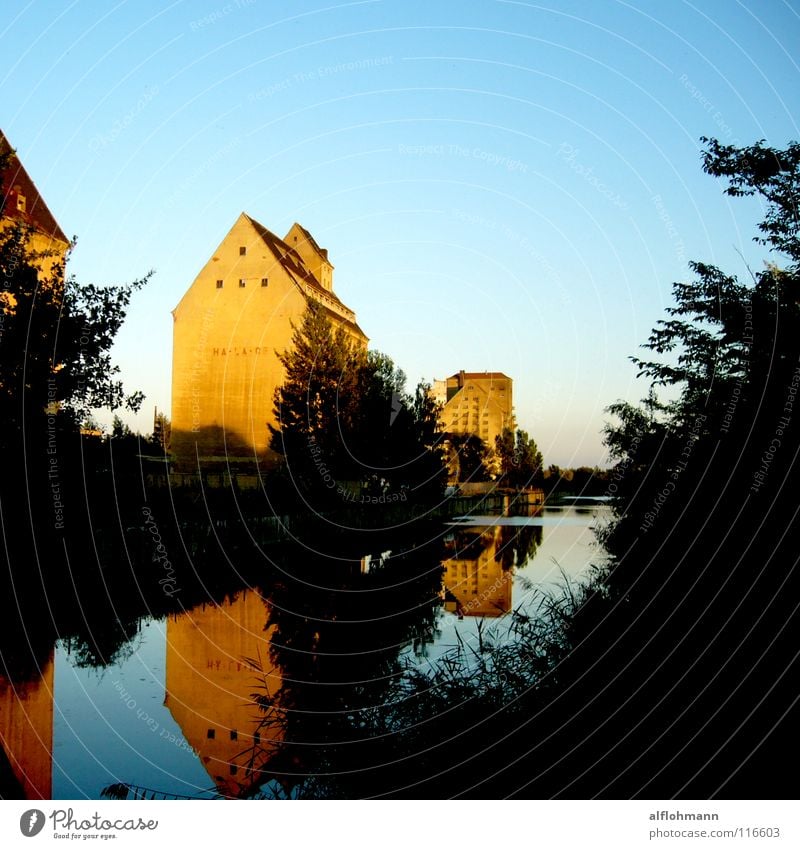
[[0, 510, 606, 799], [442, 524, 542, 618], [0, 651, 54, 799], [165, 591, 282, 798]]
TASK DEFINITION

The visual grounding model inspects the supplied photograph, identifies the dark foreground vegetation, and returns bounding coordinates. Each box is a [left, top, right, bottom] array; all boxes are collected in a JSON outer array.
[[2, 137, 799, 800], [253, 137, 800, 799]]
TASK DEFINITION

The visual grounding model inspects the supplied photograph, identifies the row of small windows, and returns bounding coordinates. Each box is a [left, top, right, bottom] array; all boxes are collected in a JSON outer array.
[[207, 728, 239, 740], [216, 278, 269, 289]]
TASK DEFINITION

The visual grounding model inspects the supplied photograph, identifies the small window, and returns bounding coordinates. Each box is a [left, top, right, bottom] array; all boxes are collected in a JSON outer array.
[[239, 246, 246, 255], [254, 731, 261, 745], [239, 279, 246, 288], [216, 279, 223, 289], [16, 194, 26, 212], [229, 765, 238, 775], [230, 729, 238, 741], [261, 278, 269, 287], [207, 728, 216, 739]]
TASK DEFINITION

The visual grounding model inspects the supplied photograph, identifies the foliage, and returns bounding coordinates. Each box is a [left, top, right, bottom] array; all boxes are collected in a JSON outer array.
[[270, 300, 446, 503], [494, 427, 544, 488], [602, 138, 800, 561], [278, 138, 800, 799], [0, 166, 149, 456], [447, 432, 491, 482]]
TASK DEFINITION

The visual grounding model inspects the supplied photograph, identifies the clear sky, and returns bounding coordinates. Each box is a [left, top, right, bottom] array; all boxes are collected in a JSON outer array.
[[3, 0, 799, 466]]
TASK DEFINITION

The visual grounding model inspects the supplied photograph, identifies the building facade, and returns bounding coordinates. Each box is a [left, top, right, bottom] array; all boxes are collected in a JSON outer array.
[[171, 214, 367, 471], [433, 370, 513, 448], [0, 129, 69, 279], [165, 591, 282, 797]]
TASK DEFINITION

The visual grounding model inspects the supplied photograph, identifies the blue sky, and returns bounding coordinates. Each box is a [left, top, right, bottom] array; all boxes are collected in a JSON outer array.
[[3, 0, 799, 465]]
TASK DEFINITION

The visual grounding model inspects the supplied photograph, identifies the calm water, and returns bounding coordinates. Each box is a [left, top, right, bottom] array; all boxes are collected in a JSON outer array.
[[1, 505, 608, 800]]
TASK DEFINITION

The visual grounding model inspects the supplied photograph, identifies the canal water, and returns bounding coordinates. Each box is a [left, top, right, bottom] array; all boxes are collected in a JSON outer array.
[[1, 505, 609, 800]]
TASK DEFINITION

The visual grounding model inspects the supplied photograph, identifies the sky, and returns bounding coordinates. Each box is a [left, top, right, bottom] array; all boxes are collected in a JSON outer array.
[[2, 0, 799, 466]]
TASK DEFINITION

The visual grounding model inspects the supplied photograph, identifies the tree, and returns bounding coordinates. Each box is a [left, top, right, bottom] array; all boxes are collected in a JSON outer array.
[[448, 433, 491, 483], [270, 299, 362, 495], [494, 427, 543, 488], [548, 137, 800, 797], [0, 151, 149, 504], [270, 301, 446, 503], [603, 138, 800, 559]]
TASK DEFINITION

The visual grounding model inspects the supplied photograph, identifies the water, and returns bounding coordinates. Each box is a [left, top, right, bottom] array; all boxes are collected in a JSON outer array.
[[1, 505, 608, 800]]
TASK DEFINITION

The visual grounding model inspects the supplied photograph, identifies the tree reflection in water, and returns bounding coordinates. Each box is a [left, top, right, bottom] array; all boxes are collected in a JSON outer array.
[[1, 518, 554, 800]]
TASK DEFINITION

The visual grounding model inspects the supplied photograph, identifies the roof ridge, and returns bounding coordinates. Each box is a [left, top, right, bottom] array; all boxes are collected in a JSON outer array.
[[0, 129, 68, 245]]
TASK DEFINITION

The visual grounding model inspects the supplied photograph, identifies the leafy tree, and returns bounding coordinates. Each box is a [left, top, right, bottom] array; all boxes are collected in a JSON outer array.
[[602, 138, 800, 560], [494, 427, 543, 488], [549, 137, 800, 797], [270, 301, 446, 502], [0, 150, 149, 519], [448, 433, 491, 482]]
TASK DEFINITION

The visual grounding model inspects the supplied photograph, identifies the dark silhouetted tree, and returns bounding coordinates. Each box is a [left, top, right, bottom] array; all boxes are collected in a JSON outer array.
[[495, 427, 543, 488]]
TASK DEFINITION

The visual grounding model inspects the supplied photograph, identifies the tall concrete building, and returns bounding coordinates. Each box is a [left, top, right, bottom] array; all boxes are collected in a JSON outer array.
[[171, 214, 367, 472], [433, 370, 514, 448]]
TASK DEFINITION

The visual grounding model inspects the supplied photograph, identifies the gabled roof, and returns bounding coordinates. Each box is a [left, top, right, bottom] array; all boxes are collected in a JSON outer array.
[[0, 129, 68, 245], [244, 213, 366, 340], [287, 221, 334, 268]]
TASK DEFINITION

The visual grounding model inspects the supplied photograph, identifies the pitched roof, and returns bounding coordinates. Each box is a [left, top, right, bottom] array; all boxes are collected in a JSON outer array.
[[244, 213, 367, 341], [287, 221, 334, 267], [0, 129, 68, 245], [451, 371, 511, 381]]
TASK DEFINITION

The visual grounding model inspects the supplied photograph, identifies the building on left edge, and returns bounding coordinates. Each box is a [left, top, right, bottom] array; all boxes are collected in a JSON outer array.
[[0, 129, 69, 279]]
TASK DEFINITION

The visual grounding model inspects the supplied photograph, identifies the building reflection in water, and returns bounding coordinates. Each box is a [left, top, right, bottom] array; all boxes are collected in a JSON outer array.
[[442, 523, 542, 618], [0, 650, 54, 799], [164, 590, 282, 798]]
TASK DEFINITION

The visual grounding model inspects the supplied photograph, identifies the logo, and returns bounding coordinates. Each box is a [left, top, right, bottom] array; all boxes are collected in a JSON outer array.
[[19, 810, 46, 837], [390, 391, 403, 426]]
